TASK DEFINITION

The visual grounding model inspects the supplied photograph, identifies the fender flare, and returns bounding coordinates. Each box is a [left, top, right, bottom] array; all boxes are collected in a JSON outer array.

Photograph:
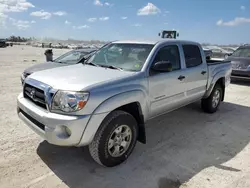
[[78, 90, 149, 146], [204, 71, 225, 99], [94, 90, 149, 118]]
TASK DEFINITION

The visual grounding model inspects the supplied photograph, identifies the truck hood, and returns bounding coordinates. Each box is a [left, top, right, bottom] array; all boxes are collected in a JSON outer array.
[[24, 62, 68, 74], [29, 64, 136, 91]]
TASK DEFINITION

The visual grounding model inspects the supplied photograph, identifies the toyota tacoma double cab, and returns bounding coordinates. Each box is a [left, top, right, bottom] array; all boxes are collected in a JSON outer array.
[[17, 39, 232, 167]]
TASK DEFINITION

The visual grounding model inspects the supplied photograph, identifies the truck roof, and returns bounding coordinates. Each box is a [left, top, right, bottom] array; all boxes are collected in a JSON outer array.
[[112, 39, 200, 46]]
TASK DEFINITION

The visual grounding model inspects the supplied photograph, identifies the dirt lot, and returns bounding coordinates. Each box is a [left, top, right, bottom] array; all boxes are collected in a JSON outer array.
[[0, 45, 250, 188]]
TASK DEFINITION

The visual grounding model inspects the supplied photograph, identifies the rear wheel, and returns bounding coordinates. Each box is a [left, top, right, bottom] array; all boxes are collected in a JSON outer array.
[[89, 110, 138, 167], [201, 84, 223, 113]]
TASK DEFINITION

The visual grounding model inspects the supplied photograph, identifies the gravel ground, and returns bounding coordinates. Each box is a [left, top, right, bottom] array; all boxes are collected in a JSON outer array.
[[0, 46, 250, 188]]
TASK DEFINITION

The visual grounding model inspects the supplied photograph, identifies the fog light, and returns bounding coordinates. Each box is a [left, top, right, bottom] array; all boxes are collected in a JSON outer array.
[[55, 125, 72, 138], [65, 126, 72, 136]]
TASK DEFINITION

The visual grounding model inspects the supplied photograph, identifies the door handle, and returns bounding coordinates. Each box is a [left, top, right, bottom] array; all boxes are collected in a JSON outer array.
[[178, 75, 185, 81], [201, 71, 207, 75]]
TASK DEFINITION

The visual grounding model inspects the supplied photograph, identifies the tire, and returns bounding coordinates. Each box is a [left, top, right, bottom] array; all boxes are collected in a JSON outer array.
[[88, 110, 138, 167], [201, 84, 223, 113]]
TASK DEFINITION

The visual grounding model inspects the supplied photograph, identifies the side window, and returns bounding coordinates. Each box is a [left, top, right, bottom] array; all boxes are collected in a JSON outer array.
[[183, 45, 202, 68], [153, 45, 181, 71]]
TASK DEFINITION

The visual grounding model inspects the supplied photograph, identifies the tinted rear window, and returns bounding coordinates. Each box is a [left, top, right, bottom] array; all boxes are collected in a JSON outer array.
[[182, 45, 202, 68]]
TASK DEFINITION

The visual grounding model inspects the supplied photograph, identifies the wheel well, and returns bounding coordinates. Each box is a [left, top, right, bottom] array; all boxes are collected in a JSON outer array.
[[115, 102, 146, 144], [216, 77, 225, 101]]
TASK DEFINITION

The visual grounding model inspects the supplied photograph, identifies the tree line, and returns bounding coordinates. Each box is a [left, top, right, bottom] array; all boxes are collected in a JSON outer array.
[[6, 36, 33, 42]]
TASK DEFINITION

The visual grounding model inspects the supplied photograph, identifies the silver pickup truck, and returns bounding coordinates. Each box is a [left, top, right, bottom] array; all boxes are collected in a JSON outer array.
[[17, 39, 232, 167]]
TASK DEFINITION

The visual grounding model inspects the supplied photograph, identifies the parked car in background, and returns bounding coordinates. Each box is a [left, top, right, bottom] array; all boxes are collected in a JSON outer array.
[[21, 48, 97, 84], [209, 47, 233, 59], [221, 47, 237, 54], [226, 44, 250, 80], [0, 39, 7, 48], [202, 46, 212, 59], [17, 39, 232, 167]]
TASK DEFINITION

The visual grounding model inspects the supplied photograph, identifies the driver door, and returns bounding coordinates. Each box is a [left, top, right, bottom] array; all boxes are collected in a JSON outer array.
[[148, 45, 187, 118]]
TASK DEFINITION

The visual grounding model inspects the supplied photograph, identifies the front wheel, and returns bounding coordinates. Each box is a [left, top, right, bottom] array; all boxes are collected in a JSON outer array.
[[201, 84, 223, 113], [89, 110, 138, 167]]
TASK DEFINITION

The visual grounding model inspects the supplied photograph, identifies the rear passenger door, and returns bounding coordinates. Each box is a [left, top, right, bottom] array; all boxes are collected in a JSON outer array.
[[181, 44, 208, 102]]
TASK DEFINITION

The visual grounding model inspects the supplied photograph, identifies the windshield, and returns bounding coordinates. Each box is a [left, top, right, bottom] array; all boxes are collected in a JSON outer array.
[[85, 43, 154, 71], [54, 50, 92, 64], [231, 48, 250, 58]]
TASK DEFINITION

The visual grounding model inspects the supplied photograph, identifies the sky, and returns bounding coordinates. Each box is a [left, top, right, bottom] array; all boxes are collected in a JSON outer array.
[[0, 0, 250, 44]]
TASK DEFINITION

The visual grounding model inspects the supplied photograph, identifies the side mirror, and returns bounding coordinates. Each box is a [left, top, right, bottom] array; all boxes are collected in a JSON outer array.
[[152, 61, 172, 72]]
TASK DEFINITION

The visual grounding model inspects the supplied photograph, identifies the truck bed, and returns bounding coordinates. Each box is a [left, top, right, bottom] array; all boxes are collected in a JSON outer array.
[[207, 59, 231, 65], [206, 59, 232, 90]]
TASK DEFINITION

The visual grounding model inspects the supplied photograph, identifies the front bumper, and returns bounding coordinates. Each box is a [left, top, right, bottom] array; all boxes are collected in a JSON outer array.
[[17, 93, 107, 146]]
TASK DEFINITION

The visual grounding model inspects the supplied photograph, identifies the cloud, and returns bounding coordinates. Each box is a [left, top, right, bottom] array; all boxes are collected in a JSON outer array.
[[240, 6, 246, 10], [87, 17, 97, 22], [104, 2, 113, 6], [73, 25, 90, 29], [9, 18, 34, 30], [53, 11, 67, 16], [0, 12, 8, 27], [0, 0, 34, 27], [216, 17, 250, 26], [0, 0, 34, 13], [99, 16, 109, 21], [30, 10, 51, 19], [121, 16, 127, 20], [133, 23, 142, 27], [94, 0, 103, 6], [15, 20, 30, 29], [137, 3, 161, 16], [94, 0, 112, 6], [65, 20, 71, 25], [163, 10, 170, 16]]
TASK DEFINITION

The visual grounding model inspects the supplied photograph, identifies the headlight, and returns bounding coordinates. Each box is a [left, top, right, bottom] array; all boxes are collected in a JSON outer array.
[[51, 91, 89, 113], [21, 73, 25, 80], [22, 72, 30, 80]]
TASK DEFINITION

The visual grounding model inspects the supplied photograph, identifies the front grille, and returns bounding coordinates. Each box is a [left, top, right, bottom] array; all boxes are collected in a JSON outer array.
[[23, 83, 47, 109], [19, 108, 45, 130], [231, 63, 248, 70]]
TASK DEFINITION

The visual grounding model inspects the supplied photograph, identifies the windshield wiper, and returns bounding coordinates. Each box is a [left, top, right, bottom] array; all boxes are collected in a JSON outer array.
[[98, 64, 123, 71], [84, 62, 99, 67]]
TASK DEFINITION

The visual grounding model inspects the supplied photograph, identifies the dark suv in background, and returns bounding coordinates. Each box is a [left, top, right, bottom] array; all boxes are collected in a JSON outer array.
[[226, 44, 250, 80]]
